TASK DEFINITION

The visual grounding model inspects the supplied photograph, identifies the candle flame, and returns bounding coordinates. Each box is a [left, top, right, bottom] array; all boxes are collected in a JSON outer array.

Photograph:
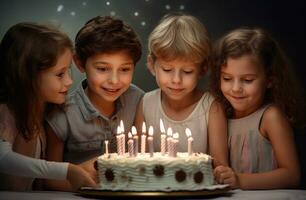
[[117, 126, 122, 135], [105, 140, 109, 145], [167, 127, 173, 137], [131, 126, 137, 135], [173, 132, 179, 139], [160, 119, 165, 133], [148, 126, 154, 136], [120, 120, 124, 133], [128, 132, 133, 138], [142, 122, 146, 133], [185, 128, 192, 137]]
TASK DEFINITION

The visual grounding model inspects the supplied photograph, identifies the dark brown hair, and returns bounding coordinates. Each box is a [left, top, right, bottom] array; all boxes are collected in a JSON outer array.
[[210, 28, 305, 127], [0, 22, 73, 139], [75, 16, 142, 66]]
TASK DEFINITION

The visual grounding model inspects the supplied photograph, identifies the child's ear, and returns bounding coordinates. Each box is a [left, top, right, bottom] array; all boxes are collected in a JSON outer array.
[[73, 55, 85, 73], [147, 55, 156, 76]]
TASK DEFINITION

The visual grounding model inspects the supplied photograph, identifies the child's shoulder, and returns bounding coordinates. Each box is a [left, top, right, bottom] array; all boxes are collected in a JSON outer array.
[[262, 104, 288, 124]]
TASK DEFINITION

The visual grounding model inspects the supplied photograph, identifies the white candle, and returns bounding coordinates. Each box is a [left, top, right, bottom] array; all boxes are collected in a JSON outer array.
[[185, 128, 193, 156], [172, 132, 179, 157], [116, 126, 122, 155], [131, 126, 138, 156], [105, 140, 109, 156], [141, 122, 147, 154], [128, 132, 134, 157], [148, 126, 154, 157], [167, 127, 173, 157], [160, 119, 166, 156]]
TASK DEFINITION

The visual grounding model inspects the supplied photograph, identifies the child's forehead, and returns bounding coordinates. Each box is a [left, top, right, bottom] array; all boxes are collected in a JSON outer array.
[[89, 51, 134, 62], [156, 57, 199, 67]]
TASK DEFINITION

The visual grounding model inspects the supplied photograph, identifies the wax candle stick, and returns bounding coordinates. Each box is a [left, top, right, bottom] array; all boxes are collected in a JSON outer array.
[[128, 132, 134, 157], [172, 132, 179, 157], [104, 140, 109, 156], [148, 126, 154, 157], [119, 120, 125, 154], [131, 126, 138, 156], [160, 119, 166, 156], [141, 122, 146, 154], [167, 127, 173, 157], [116, 126, 123, 155], [185, 128, 193, 156]]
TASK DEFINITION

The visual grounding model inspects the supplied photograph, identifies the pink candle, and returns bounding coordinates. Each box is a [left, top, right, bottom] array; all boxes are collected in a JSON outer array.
[[120, 120, 125, 154], [160, 119, 166, 155], [128, 132, 134, 157], [131, 126, 138, 156], [185, 128, 193, 156], [172, 132, 179, 157], [104, 140, 109, 156], [116, 126, 122, 155], [148, 126, 154, 157], [141, 122, 146, 154], [167, 127, 173, 157]]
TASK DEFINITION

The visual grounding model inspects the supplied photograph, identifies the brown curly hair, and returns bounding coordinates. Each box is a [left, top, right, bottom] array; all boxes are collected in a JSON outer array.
[[209, 27, 305, 127]]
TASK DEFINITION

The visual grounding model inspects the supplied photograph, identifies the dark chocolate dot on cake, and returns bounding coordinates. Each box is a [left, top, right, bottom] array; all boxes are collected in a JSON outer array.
[[153, 165, 164, 177], [175, 170, 186, 182], [194, 171, 204, 183], [105, 168, 115, 181]]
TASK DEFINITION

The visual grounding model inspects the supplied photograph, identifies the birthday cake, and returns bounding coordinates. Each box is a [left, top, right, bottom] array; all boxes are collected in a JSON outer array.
[[97, 152, 214, 191]]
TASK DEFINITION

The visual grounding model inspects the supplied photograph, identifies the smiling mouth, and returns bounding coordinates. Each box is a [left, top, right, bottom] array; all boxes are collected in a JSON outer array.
[[103, 87, 121, 93]]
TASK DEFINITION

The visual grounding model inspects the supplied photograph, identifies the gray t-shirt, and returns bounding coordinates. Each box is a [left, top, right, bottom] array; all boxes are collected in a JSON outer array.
[[46, 80, 144, 164]]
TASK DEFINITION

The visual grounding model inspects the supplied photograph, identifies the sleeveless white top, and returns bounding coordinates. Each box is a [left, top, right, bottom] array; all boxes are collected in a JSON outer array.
[[143, 89, 215, 153]]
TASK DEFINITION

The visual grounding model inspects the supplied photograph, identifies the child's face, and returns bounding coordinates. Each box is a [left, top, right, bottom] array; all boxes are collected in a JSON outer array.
[[220, 55, 270, 118], [150, 58, 202, 101], [38, 48, 73, 105], [82, 51, 134, 105]]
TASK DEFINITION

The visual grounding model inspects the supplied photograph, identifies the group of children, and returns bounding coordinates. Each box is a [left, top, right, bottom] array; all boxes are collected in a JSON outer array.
[[0, 13, 304, 191]]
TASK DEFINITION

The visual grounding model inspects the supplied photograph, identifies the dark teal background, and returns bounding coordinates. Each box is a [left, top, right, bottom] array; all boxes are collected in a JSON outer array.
[[1, 0, 305, 92]]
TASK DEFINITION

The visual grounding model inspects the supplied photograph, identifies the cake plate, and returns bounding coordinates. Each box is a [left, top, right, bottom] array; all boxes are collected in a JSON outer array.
[[78, 184, 230, 198]]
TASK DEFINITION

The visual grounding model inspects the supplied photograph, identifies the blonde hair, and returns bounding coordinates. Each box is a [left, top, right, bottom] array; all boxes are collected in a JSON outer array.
[[148, 13, 211, 67]]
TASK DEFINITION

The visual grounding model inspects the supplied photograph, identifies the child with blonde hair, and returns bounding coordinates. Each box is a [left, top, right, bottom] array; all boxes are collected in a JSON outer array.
[[0, 22, 96, 191], [135, 13, 228, 167], [211, 28, 302, 189]]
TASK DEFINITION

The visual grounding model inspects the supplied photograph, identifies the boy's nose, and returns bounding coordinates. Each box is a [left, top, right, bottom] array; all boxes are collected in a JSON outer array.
[[110, 72, 119, 84], [172, 71, 182, 84]]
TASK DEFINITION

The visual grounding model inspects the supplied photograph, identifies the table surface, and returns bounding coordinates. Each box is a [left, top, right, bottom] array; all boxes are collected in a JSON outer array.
[[0, 189, 306, 200]]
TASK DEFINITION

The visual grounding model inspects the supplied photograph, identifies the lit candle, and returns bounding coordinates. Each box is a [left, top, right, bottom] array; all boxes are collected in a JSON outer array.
[[160, 119, 166, 156], [172, 132, 179, 157], [120, 120, 125, 154], [148, 126, 154, 157], [128, 132, 134, 157], [104, 140, 109, 156], [116, 126, 122, 155], [131, 126, 138, 156], [167, 127, 173, 157], [141, 122, 146, 154], [185, 128, 193, 156]]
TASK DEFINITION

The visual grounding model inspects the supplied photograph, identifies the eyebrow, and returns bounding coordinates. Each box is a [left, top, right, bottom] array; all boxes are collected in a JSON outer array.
[[93, 61, 134, 65]]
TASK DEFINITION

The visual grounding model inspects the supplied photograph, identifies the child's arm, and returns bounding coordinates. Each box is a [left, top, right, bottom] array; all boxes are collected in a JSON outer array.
[[208, 100, 229, 167], [239, 106, 300, 189], [44, 124, 71, 190], [215, 106, 300, 189]]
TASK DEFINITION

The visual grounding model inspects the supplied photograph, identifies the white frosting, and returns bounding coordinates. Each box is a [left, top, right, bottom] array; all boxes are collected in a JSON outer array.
[[97, 152, 214, 191]]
